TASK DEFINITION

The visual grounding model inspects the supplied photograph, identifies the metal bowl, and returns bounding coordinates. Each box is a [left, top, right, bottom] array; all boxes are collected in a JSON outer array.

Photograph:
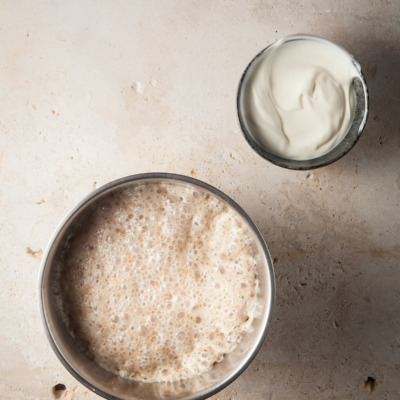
[[237, 34, 369, 170], [38, 173, 275, 400]]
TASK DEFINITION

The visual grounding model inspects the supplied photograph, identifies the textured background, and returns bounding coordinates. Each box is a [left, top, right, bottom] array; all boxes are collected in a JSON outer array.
[[1, 1, 399, 399]]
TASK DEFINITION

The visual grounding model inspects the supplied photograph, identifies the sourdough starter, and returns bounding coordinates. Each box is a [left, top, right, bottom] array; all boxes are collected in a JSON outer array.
[[55, 182, 258, 382]]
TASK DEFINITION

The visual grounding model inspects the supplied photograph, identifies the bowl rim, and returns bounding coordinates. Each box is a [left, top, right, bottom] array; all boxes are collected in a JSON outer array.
[[38, 172, 276, 400]]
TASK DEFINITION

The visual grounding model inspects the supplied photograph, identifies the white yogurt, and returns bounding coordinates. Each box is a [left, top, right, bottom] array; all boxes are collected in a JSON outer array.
[[241, 36, 361, 160]]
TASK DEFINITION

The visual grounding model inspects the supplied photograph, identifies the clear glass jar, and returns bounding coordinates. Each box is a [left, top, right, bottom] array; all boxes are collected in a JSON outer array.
[[237, 34, 368, 170]]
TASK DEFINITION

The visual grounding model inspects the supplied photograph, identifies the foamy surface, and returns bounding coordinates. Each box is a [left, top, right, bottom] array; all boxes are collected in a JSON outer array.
[[55, 181, 258, 382]]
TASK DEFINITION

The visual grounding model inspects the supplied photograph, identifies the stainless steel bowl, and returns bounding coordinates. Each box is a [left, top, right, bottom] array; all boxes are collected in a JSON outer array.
[[38, 173, 275, 400]]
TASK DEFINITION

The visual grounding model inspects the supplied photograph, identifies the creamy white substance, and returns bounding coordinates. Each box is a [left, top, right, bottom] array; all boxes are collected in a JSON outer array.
[[243, 37, 360, 160]]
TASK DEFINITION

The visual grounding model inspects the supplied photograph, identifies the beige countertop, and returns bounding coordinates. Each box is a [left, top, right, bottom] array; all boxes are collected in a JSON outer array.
[[1, 1, 399, 399]]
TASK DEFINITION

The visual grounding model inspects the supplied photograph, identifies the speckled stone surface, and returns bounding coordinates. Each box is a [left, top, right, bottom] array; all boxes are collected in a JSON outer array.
[[1, 1, 399, 399]]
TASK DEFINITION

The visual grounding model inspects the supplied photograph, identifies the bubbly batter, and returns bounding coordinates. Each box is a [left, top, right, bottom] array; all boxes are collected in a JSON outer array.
[[55, 182, 258, 382]]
